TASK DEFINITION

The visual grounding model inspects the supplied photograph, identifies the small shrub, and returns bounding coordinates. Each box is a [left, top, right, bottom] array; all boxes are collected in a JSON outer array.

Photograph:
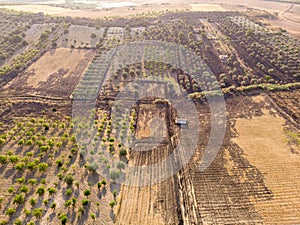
[[82, 199, 89, 206], [64, 174, 74, 185], [5, 208, 16, 216], [13, 194, 24, 204], [83, 189, 91, 197]]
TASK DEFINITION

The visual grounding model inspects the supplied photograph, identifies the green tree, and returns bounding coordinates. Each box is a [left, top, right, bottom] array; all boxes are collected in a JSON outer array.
[[20, 185, 29, 194], [0, 155, 8, 164], [50, 202, 56, 209], [36, 186, 45, 196], [30, 198, 36, 207], [64, 174, 74, 185], [15, 162, 25, 171], [28, 179, 37, 186], [5, 208, 16, 216], [38, 163, 49, 172], [83, 189, 91, 198], [32, 208, 43, 218], [15, 177, 25, 184], [59, 213, 68, 225], [9, 156, 19, 164], [13, 194, 24, 205], [14, 219, 22, 225], [48, 187, 56, 195], [82, 199, 89, 206], [109, 200, 116, 209]]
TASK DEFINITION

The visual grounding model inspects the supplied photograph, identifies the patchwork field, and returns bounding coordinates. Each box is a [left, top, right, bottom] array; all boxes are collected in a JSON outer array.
[[0, 6, 299, 225]]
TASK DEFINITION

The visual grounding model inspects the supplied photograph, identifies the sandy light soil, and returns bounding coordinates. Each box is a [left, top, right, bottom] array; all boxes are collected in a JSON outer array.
[[233, 95, 300, 224], [26, 48, 89, 87]]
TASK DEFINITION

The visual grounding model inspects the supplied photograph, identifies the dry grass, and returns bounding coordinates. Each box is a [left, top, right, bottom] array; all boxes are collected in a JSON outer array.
[[233, 96, 300, 224], [26, 48, 89, 87]]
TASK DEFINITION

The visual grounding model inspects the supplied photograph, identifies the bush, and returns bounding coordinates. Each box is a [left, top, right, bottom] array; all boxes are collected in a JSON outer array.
[[15, 162, 25, 171], [59, 213, 68, 225], [64, 174, 74, 185], [48, 187, 56, 195], [8, 186, 14, 193], [26, 161, 36, 170], [36, 186, 45, 196], [82, 199, 89, 206], [9, 156, 19, 164], [56, 159, 63, 167], [50, 202, 56, 209], [65, 200, 72, 207], [119, 148, 127, 157], [0, 155, 8, 164], [15, 177, 25, 184], [65, 189, 72, 196], [71, 198, 77, 206], [38, 163, 48, 172], [32, 208, 43, 218], [14, 219, 22, 225], [110, 169, 120, 180], [13, 194, 24, 204], [28, 179, 37, 186], [5, 208, 16, 216], [109, 200, 116, 208], [20, 185, 29, 194], [83, 189, 91, 197], [85, 163, 98, 173], [117, 162, 125, 170], [30, 198, 36, 206]]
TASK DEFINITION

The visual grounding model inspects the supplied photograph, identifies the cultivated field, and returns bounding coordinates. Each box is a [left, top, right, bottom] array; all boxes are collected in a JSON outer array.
[[233, 95, 300, 224], [0, 6, 299, 225]]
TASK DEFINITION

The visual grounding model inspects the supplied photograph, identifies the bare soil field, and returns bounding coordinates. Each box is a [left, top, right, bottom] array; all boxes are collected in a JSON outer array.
[[233, 95, 300, 224], [113, 92, 300, 224], [1, 48, 95, 97]]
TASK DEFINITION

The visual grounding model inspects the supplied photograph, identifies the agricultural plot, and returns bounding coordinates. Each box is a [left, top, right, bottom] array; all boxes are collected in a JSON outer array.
[[229, 16, 268, 33], [57, 25, 106, 48], [0, 116, 115, 224], [1, 48, 95, 97], [25, 23, 58, 45], [233, 95, 300, 224], [218, 15, 300, 86], [0, 8, 300, 225]]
